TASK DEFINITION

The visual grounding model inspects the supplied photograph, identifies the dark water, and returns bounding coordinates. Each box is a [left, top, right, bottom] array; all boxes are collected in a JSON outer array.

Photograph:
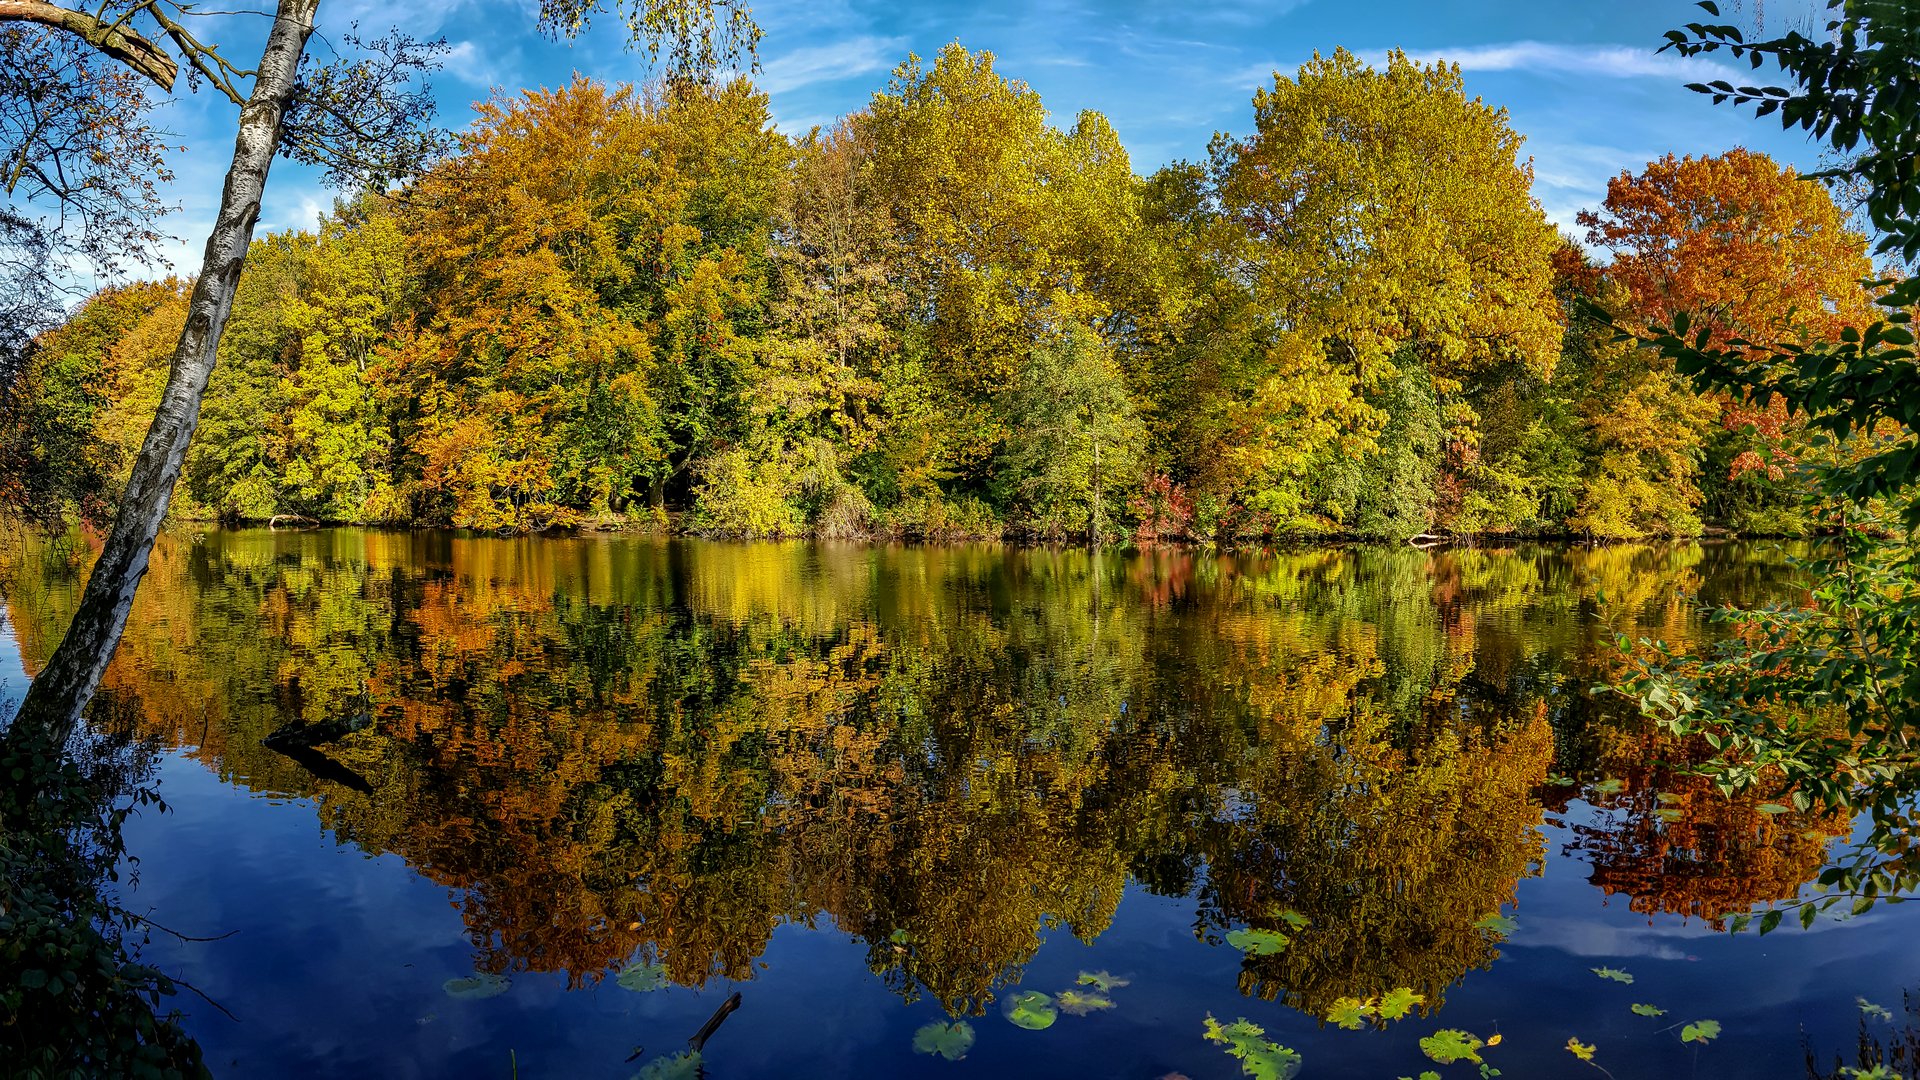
[[0, 530, 1909, 1079]]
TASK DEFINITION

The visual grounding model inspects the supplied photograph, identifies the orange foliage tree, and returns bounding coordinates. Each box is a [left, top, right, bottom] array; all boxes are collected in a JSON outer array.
[[1578, 149, 1876, 469]]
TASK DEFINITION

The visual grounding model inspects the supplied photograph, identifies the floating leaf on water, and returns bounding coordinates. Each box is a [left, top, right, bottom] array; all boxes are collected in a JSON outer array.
[[633, 1050, 702, 1080], [1758, 802, 1792, 815], [912, 1020, 976, 1061], [442, 972, 510, 999], [1485, 1032, 1503, 1047], [1473, 913, 1518, 936], [1225, 927, 1290, 956], [1592, 778, 1626, 795], [1631, 1003, 1667, 1017], [1326, 997, 1376, 1030], [1277, 910, 1310, 931], [1656, 792, 1683, 805], [1418, 1029, 1484, 1065], [1202, 1015, 1302, 1080], [1547, 774, 1577, 786], [1681, 1019, 1721, 1044], [889, 929, 913, 945], [615, 962, 670, 993], [1859, 998, 1895, 1021], [1377, 987, 1424, 1021], [1004, 990, 1058, 1030], [1056, 989, 1115, 1016], [1592, 966, 1635, 984], [1656, 807, 1686, 822], [1566, 1037, 1597, 1062], [1077, 970, 1130, 992]]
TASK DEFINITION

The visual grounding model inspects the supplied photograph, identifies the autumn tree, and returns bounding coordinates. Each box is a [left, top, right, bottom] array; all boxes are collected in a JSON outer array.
[[857, 45, 1147, 500], [1204, 48, 1563, 535], [1580, 148, 1878, 526], [4, 0, 754, 753]]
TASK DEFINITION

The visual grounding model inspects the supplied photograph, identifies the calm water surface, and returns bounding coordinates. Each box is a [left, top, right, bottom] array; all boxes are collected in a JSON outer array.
[[1, 530, 1909, 1078]]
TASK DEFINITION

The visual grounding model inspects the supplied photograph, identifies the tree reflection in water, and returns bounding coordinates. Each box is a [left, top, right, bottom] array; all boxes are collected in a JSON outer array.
[[0, 531, 1841, 1033]]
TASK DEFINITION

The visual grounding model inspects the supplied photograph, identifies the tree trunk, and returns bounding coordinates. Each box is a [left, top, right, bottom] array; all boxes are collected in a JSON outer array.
[[4, 0, 319, 756]]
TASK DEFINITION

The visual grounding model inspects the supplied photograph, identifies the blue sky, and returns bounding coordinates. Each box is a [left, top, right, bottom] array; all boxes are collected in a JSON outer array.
[[142, 0, 1830, 272]]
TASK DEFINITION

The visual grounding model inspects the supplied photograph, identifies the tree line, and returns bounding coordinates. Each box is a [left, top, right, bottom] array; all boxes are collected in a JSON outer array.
[[0, 45, 1883, 542]]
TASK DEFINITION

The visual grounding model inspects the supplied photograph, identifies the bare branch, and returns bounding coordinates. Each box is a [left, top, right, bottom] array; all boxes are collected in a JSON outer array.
[[0, 0, 176, 89]]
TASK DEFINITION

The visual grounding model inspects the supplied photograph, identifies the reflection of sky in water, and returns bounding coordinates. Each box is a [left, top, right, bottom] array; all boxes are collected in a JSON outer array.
[[0, 603, 26, 723], [8, 531, 1920, 1078]]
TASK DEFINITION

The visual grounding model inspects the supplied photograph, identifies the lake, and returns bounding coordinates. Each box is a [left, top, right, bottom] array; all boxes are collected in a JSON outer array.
[[0, 529, 1908, 1078]]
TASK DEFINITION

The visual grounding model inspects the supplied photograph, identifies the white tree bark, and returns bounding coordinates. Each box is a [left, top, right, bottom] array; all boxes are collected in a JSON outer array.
[[7, 0, 320, 753]]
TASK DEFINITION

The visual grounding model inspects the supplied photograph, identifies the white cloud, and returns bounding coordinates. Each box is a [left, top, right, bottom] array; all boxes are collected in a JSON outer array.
[[1228, 40, 1738, 93], [753, 35, 907, 95], [1363, 40, 1739, 82]]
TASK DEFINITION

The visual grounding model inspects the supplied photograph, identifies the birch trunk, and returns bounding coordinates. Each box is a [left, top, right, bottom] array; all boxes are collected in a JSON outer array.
[[5, 0, 320, 755]]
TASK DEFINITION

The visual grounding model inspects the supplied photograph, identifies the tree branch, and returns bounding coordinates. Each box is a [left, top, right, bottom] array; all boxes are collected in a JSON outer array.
[[0, 0, 176, 90]]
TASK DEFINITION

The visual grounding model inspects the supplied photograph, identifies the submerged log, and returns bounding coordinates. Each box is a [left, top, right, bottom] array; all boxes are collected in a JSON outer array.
[[261, 707, 372, 751]]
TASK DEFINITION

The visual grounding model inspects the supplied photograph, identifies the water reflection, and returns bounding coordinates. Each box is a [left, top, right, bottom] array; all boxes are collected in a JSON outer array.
[[0, 532, 1834, 1028]]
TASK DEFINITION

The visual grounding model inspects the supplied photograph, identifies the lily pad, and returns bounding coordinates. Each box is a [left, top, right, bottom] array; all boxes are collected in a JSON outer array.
[[1056, 989, 1114, 1016], [1277, 910, 1310, 930], [633, 1050, 702, 1080], [1004, 989, 1058, 1030], [1681, 1019, 1721, 1044], [1203, 1015, 1302, 1080], [1077, 970, 1130, 992], [1225, 927, 1290, 956], [442, 972, 510, 999], [1377, 987, 1424, 1021], [616, 962, 670, 993], [1592, 966, 1635, 984], [1631, 1003, 1667, 1017], [912, 1020, 976, 1061], [1419, 1029, 1484, 1065], [1326, 996, 1375, 1030], [1859, 998, 1895, 1021], [1473, 912, 1518, 936], [1592, 778, 1626, 795]]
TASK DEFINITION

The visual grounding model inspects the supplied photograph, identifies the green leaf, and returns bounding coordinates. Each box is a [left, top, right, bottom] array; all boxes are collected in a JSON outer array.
[[888, 928, 913, 945], [1055, 989, 1114, 1016], [1858, 997, 1894, 1022], [1277, 910, 1311, 930], [1377, 987, 1425, 1021], [1225, 927, 1290, 956], [912, 1020, 976, 1061], [1592, 966, 1635, 984], [1631, 1003, 1668, 1017], [1473, 913, 1518, 936], [632, 1050, 702, 1080], [1076, 970, 1129, 992], [1203, 1015, 1302, 1080], [1592, 778, 1626, 795], [1419, 1029, 1485, 1065], [1003, 989, 1058, 1030], [442, 972, 511, 999], [1681, 1019, 1722, 1044], [1326, 996, 1376, 1029], [615, 962, 670, 993]]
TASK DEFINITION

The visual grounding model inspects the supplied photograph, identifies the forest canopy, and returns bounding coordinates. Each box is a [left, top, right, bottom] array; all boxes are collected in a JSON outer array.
[[0, 44, 1881, 542]]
